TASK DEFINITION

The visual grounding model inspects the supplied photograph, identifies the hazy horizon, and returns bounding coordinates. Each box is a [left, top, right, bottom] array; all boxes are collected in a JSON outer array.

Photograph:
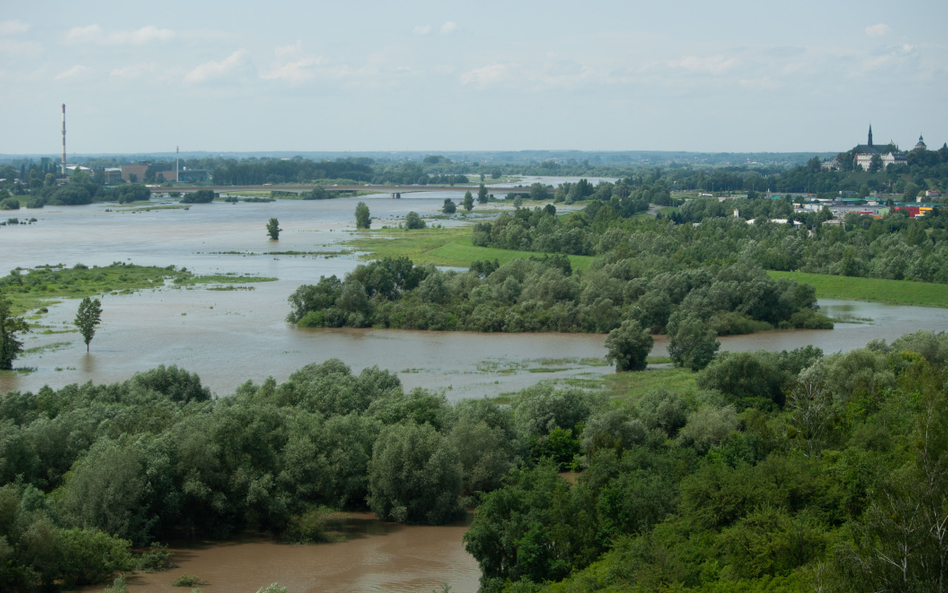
[[1, 0, 944, 155]]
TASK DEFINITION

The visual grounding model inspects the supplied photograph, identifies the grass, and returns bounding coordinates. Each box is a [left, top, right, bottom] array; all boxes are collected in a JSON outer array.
[[3, 264, 177, 315], [174, 273, 277, 286], [767, 271, 948, 308], [599, 366, 699, 401], [342, 228, 595, 270]]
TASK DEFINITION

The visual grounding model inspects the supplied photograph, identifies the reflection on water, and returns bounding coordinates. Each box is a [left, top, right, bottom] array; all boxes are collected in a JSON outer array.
[[78, 513, 480, 593]]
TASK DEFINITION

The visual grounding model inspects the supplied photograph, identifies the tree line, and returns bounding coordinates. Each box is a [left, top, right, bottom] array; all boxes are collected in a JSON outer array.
[[464, 330, 948, 593], [470, 193, 948, 283], [1, 329, 946, 592]]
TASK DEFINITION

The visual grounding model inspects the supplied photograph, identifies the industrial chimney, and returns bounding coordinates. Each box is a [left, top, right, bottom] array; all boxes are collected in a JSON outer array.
[[62, 104, 66, 175]]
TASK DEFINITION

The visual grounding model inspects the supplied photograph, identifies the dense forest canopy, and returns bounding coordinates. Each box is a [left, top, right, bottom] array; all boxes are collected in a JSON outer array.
[[0, 331, 946, 592]]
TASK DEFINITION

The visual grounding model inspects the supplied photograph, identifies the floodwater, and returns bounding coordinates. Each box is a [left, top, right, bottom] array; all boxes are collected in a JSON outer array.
[[7, 191, 948, 593], [78, 513, 480, 593], [3, 195, 948, 398]]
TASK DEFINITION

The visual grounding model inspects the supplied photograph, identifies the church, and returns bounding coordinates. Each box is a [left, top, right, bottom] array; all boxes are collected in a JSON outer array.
[[853, 125, 908, 171]]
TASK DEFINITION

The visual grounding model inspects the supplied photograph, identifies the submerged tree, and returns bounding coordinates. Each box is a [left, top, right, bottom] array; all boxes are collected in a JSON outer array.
[[355, 202, 371, 229], [605, 319, 653, 372], [74, 296, 102, 353], [0, 293, 29, 369], [266, 217, 281, 240], [463, 191, 474, 212]]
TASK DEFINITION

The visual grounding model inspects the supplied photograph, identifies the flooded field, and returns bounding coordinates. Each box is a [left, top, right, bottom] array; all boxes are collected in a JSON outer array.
[[4, 195, 948, 397]]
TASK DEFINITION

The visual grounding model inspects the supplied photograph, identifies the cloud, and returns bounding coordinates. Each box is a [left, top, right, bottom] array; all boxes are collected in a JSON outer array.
[[65, 24, 175, 45], [865, 23, 890, 37], [0, 20, 29, 35], [668, 55, 737, 75], [739, 76, 781, 90], [110, 62, 177, 81], [0, 38, 42, 56], [275, 41, 302, 57], [460, 63, 509, 87], [413, 25, 430, 36], [185, 49, 250, 83], [440, 21, 457, 35], [261, 57, 322, 84], [55, 65, 93, 80]]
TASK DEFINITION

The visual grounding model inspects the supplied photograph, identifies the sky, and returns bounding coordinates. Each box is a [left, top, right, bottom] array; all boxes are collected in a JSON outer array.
[[1, 0, 945, 155]]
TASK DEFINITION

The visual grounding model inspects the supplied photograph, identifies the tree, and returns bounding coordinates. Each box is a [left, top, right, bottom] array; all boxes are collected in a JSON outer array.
[[355, 202, 371, 229], [404, 211, 426, 230], [491, 168, 502, 179], [529, 182, 549, 201], [869, 154, 883, 174], [477, 184, 489, 204], [442, 199, 456, 214], [605, 319, 653, 372], [367, 422, 462, 524], [463, 191, 474, 212], [266, 218, 281, 240], [667, 312, 720, 370], [74, 297, 102, 353], [0, 294, 29, 369]]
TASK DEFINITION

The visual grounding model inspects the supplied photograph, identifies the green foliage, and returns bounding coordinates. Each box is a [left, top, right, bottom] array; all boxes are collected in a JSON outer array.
[[605, 320, 653, 372], [136, 541, 174, 572], [0, 294, 29, 370], [442, 198, 456, 214], [173, 573, 205, 587], [463, 191, 474, 212], [266, 218, 281, 240], [405, 211, 426, 229], [74, 296, 102, 352], [0, 198, 19, 210], [180, 190, 215, 204], [667, 311, 720, 370], [255, 583, 288, 593], [355, 201, 371, 229], [367, 422, 463, 524]]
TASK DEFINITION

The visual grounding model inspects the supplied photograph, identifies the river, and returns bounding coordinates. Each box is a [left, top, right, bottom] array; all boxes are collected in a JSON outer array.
[[5, 192, 948, 593]]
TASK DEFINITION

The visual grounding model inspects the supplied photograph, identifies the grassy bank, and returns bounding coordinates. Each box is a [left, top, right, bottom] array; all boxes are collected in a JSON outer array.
[[767, 271, 948, 308], [342, 228, 595, 270], [3, 263, 277, 317]]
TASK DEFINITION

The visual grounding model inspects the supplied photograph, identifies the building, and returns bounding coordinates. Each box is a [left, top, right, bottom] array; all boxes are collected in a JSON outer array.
[[121, 164, 148, 183], [853, 125, 907, 171]]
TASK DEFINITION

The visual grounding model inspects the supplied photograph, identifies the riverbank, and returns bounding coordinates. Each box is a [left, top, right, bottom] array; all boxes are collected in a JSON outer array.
[[767, 271, 948, 308]]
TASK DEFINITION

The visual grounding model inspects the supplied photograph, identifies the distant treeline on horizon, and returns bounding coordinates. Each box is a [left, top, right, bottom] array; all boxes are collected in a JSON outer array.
[[0, 149, 837, 168]]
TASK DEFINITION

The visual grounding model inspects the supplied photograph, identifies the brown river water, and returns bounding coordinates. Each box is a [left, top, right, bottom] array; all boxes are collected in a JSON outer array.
[[78, 513, 479, 593], [6, 194, 948, 592]]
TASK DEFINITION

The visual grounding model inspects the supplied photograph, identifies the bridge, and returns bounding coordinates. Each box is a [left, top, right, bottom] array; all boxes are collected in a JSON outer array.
[[147, 184, 536, 195]]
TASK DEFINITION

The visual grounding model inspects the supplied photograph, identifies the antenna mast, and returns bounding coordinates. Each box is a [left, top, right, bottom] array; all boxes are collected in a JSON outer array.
[[62, 104, 66, 175]]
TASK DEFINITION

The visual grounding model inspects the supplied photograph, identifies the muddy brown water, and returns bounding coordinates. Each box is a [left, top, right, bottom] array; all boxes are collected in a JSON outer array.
[[7, 196, 948, 592], [4, 198, 948, 398], [77, 513, 479, 593]]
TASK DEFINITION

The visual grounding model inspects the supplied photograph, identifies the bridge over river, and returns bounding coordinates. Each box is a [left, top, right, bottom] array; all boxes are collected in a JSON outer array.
[[147, 184, 537, 195]]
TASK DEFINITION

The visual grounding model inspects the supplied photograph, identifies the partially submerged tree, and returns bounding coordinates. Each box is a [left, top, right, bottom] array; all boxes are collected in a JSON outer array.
[[266, 218, 281, 240], [74, 297, 102, 353], [605, 319, 653, 371], [0, 293, 29, 369], [355, 202, 371, 229]]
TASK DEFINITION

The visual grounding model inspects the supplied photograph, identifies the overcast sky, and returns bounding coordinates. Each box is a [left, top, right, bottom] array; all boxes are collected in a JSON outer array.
[[1, 0, 945, 155]]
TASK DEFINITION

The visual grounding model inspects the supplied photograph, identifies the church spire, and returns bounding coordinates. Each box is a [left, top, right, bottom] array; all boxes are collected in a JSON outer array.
[[868, 124, 873, 146]]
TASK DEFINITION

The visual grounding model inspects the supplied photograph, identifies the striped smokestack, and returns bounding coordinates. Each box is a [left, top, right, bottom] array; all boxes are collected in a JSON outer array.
[[62, 104, 66, 175]]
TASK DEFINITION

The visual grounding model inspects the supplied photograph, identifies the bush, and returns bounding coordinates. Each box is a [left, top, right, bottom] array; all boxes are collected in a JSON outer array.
[[136, 542, 174, 572], [405, 211, 426, 229], [0, 197, 19, 210], [180, 190, 215, 204], [284, 507, 331, 543], [605, 319, 653, 371], [173, 574, 205, 587]]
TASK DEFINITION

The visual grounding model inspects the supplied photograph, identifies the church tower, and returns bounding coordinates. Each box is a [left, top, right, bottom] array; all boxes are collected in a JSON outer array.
[[868, 124, 873, 147]]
